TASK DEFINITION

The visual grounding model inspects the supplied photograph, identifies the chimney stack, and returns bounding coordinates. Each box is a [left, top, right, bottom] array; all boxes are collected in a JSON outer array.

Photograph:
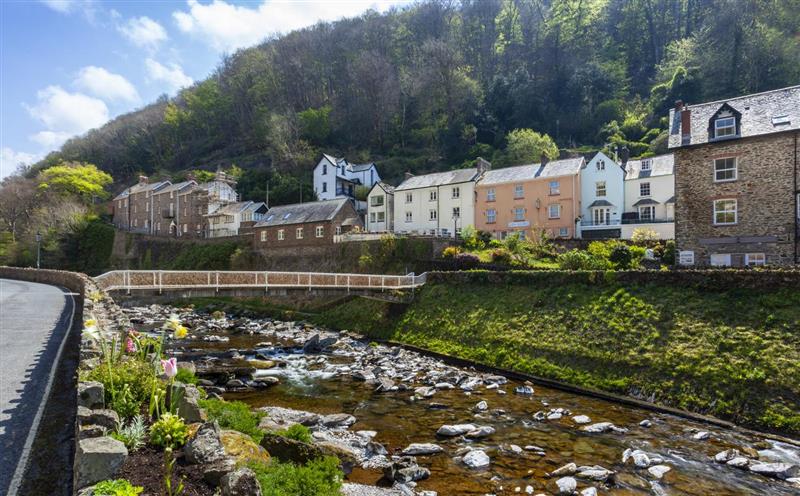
[[678, 101, 692, 145], [138, 175, 148, 185], [475, 157, 492, 175], [404, 171, 414, 181], [540, 153, 549, 167], [620, 146, 630, 168]]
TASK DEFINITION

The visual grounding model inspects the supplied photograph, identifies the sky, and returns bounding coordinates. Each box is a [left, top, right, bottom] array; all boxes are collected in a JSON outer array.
[[0, 0, 410, 180]]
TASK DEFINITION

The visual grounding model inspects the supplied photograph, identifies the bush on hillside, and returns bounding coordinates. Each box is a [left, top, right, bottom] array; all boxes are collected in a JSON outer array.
[[490, 248, 512, 265], [199, 398, 264, 442], [247, 457, 342, 496]]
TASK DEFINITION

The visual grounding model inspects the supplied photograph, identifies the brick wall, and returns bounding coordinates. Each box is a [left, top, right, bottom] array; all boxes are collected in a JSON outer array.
[[253, 201, 362, 248], [675, 131, 799, 266]]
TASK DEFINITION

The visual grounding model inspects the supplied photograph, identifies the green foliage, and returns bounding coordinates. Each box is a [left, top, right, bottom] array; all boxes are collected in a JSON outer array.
[[111, 415, 147, 451], [175, 368, 198, 385], [109, 383, 140, 419], [190, 170, 216, 182], [93, 479, 143, 496], [298, 105, 331, 145], [167, 242, 240, 270], [38, 161, 113, 201], [441, 246, 461, 259], [149, 412, 189, 449], [459, 225, 484, 250], [662, 240, 676, 265], [490, 248, 512, 265], [58, 216, 115, 275], [273, 423, 313, 443], [609, 244, 633, 269], [86, 359, 158, 416], [503, 129, 559, 165], [248, 456, 343, 496], [199, 398, 264, 443], [631, 227, 660, 245]]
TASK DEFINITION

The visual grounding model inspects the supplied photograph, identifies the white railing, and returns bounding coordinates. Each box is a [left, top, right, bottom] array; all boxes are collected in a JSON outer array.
[[94, 270, 427, 293]]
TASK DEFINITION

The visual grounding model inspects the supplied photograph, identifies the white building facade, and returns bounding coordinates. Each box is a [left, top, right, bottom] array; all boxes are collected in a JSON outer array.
[[366, 182, 395, 232], [207, 201, 268, 238], [393, 167, 483, 237], [313, 154, 380, 203], [622, 154, 675, 239], [578, 151, 626, 239]]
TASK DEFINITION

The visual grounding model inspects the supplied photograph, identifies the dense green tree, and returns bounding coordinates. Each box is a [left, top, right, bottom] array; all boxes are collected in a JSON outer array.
[[38, 162, 113, 202], [503, 129, 559, 165]]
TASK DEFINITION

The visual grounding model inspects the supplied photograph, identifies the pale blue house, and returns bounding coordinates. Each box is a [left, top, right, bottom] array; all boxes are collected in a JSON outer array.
[[579, 151, 626, 239]]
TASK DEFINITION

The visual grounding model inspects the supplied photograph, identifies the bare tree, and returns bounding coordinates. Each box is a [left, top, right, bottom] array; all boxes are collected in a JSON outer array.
[[0, 176, 39, 242]]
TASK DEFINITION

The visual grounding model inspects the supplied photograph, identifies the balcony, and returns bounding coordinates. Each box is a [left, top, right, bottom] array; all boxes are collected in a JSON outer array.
[[580, 218, 674, 228]]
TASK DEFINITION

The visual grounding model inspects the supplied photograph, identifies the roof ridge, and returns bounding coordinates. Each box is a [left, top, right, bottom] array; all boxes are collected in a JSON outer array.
[[685, 85, 800, 109]]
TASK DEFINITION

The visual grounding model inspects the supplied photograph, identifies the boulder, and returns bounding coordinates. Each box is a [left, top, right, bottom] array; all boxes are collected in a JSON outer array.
[[77, 381, 104, 409], [77, 407, 119, 431], [580, 488, 597, 496], [549, 463, 577, 477], [73, 436, 128, 489], [220, 467, 262, 496], [436, 424, 477, 436], [221, 430, 271, 465], [172, 382, 206, 424], [78, 425, 107, 439], [203, 457, 237, 486], [647, 465, 671, 479], [748, 462, 799, 480], [572, 415, 591, 425], [555, 476, 577, 495], [465, 426, 495, 439], [462, 449, 490, 469], [727, 457, 750, 468], [259, 433, 356, 475], [401, 443, 443, 456], [321, 413, 357, 428], [184, 421, 226, 464], [713, 449, 741, 463], [384, 457, 430, 483]]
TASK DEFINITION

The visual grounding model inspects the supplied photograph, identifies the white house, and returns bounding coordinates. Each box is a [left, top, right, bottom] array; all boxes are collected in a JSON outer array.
[[313, 154, 380, 204], [393, 161, 489, 237], [207, 201, 268, 238], [622, 154, 675, 239], [578, 151, 626, 239], [366, 182, 395, 232]]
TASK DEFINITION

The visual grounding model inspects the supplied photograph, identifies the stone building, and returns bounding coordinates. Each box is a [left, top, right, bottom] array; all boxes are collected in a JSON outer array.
[[669, 85, 800, 266], [252, 198, 362, 248]]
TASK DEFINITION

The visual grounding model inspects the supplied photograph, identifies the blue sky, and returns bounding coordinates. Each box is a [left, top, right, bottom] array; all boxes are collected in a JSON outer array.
[[1, 0, 410, 179]]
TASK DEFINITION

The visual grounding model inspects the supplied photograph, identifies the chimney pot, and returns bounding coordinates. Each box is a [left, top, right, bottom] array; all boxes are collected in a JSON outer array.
[[404, 171, 414, 180], [475, 157, 492, 174], [680, 106, 692, 145], [675, 100, 684, 110], [138, 175, 148, 184]]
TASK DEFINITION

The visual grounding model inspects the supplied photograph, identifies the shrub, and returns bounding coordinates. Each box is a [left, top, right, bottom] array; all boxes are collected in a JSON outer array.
[[111, 415, 147, 451], [609, 244, 633, 269], [490, 248, 512, 265], [631, 227, 659, 245], [441, 246, 462, 259], [629, 245, 647, 267], [199, 398, 264, 443], [248, 456, 343, 496], [274, 423, 313, 443], [557, 250, 592, 270], [662, 240, 676, 265], [149, 413, 189, 449], [175, 368, 198, 385], [488, 239, 502, 248], [86, 359, 158, 416], [453, 252, 480, 268], [109, 383, 140, 419], [93, 479, 143, 496]]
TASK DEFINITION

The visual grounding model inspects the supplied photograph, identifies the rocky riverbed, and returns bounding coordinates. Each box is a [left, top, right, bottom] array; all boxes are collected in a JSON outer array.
[[125, 304, 800, 495]]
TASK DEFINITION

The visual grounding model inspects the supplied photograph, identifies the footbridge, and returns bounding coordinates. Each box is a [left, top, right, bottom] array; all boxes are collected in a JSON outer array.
[[93, 270, 427, 301]]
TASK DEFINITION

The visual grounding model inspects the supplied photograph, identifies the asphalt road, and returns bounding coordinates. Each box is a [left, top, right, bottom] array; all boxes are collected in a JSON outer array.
[[0, 278, 76, 496]]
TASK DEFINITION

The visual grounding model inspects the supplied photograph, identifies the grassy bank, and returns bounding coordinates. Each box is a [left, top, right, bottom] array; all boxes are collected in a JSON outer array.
[[313, 278, 800, 436]]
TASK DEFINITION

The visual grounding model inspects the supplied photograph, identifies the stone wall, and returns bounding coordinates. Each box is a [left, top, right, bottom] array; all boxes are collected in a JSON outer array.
[[674, 131, 799, 266]]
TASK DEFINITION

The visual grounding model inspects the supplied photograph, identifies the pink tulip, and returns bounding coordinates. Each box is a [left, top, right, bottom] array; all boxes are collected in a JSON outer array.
[[125, 337, 136, 353], [161, 357, 178, 378]]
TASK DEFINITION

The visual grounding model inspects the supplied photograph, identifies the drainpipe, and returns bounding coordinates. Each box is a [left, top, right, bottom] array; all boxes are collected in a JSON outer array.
[[794, 131, 798, 264], [436, 185, 441, 234]]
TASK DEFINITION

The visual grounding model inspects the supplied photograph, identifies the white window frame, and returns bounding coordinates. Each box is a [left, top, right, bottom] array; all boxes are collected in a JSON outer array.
[[315, 226, 324, 238], [429, 209, 437, 221], [559, 227, 569, 237], [592, 207, 610, 225], [260, 231, 266, 242], [714, 117, 736, 138], [487, 188, 496, 201], [322, 182, 327, 193], [370, 195, 384, 207], [713, 157, 737, 182], [487, 209, 496, 224], [296, 227, 304, 239], [452, 207, 460, 219], [514, 184, 524, 198], [641, 159, 652, 171], [595, 181, 606, 197], [710, 253, 732, 267], [513, 207, 525, 221], [405, 211, 412, 223], [745, 253, 766, 266], [549, 181, 560, 195], [639, 205, 655, 221], [640, 182, 651, 197], [405, 193, 412, 204], [452, 187, 460, 199], [376, 211, 385, 222], [548, 203, 561, 219], [596, 160, 605, 171], [278, 229, 285, 241], [369, 212, 376, 223], [713, 199, 738, 225], [430, 190, 437, 201]]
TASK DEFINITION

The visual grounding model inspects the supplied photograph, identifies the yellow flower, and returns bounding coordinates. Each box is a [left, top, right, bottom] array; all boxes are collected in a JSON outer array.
[[174, 325, 188, 339], [84, 319, 96, 327]]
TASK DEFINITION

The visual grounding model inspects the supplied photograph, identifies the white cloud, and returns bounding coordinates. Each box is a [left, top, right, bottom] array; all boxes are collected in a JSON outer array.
[[25, 86, 109, 149], [145, 59, 193, 93], [173, 0, 406, 53], [118, 16, 168, 50], [40, 0, 76, 13], [74, 66, 140, 104], [1, 148, 39, 179]]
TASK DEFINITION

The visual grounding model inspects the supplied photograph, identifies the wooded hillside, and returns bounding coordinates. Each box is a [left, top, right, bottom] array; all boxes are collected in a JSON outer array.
[[33, 0, 800, 204]]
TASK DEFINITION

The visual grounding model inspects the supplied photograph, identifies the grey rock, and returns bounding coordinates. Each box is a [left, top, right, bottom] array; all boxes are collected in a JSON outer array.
[[465, 425, 495, 439], [582, 422, 627, 434], [77, 381, 104, 409], [375, 377, 396, 392], [647, 465, 671, 479], [78, 425, 107, 439], [177, 361, 196, 375], [401, 443, 443, 456], [221, 467, 262, 496], [321, 413, 357, 428], [462, 449, 490, 468], [692, 431, 710, 440], [77, 407, 119, 431], [172, 382, 206, 424], [484, 375, 507, 385], [727, 457, 750, 468], [748, 462, 799, 480], [203, 457, 237, 485], [474, 400, 488, 411], [713, 449, 741, 463], [577, 467, 615, 482], [572, 415, 591, 424], [549, 463, 577, 477], [73, 436, 128, 489], [555, 476, 577, 495], [580, 488, 597, 496], [436, 424, 476, 436], [514, 385, 534, 395], [639, 419, 652, 428], [185, 421, 225, 464]]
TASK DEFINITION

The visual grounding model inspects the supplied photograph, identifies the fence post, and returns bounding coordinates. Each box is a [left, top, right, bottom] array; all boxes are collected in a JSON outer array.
[[126, 270, 131, 295], [347, 275, 350, 293], [265, 272, 269, 293], [215, 271, 219, 293], [159, 271, 162, 294]]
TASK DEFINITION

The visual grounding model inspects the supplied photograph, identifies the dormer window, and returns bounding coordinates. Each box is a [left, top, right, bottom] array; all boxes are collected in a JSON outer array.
[[641, 159, 652, 171], [714, 117, 736, 138]]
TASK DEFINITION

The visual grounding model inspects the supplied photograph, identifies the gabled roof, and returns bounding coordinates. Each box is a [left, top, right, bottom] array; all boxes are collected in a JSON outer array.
[[126, 180, 170, 196], [349, 162, 376, 173], [207, 201, 254, 216], [668, 85, 800, 148], [624, 154, 674, 180], [155, 180, 196, 195], [478, 157, 584, 186], [588, 199, 614, 208], [368, 181, 395, 196], [632, 198, 661, 207], [395, 168, 479, 191], [253, 198, 349, 227], [113, 188, 130, 201], [586, 151, 626, 173]]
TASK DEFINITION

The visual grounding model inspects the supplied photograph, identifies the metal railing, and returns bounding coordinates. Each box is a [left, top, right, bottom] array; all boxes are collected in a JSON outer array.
[[94, 270, 427, 293]]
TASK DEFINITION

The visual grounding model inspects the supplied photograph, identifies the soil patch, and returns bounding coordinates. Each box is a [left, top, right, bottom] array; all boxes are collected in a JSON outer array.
[[119, 446, 215, 496]]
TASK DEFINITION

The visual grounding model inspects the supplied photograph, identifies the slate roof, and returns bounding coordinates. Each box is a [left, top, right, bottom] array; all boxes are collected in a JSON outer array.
[[349, 162, 376, 173], [207, 201, 254, 216], [116, 180, 170, 199], [395, 168, 479, 191], [624, 154, 674, 180], [253, 199, 349, 227], [668, 85, 800, 148], [369, 181, 395, 196], [632, 198, 661, 207], [478, 157, 584, 186], [155, 181, 196, 195], [588, 199, 615, 208]]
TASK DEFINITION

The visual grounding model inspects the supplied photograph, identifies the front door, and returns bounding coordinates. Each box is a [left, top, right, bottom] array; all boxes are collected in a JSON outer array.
[[592, 207, 610, 225]]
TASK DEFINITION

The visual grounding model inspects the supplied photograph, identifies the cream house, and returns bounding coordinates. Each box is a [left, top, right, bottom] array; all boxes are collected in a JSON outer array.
[[622, 154, 675, 239], [206, 201, 268, 238], [366, 182, 395, 232], [393, 160, 490, 237]]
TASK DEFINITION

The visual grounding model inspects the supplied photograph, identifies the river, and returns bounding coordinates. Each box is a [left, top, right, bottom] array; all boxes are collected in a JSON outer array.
[[126, 304, 800, 496]]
